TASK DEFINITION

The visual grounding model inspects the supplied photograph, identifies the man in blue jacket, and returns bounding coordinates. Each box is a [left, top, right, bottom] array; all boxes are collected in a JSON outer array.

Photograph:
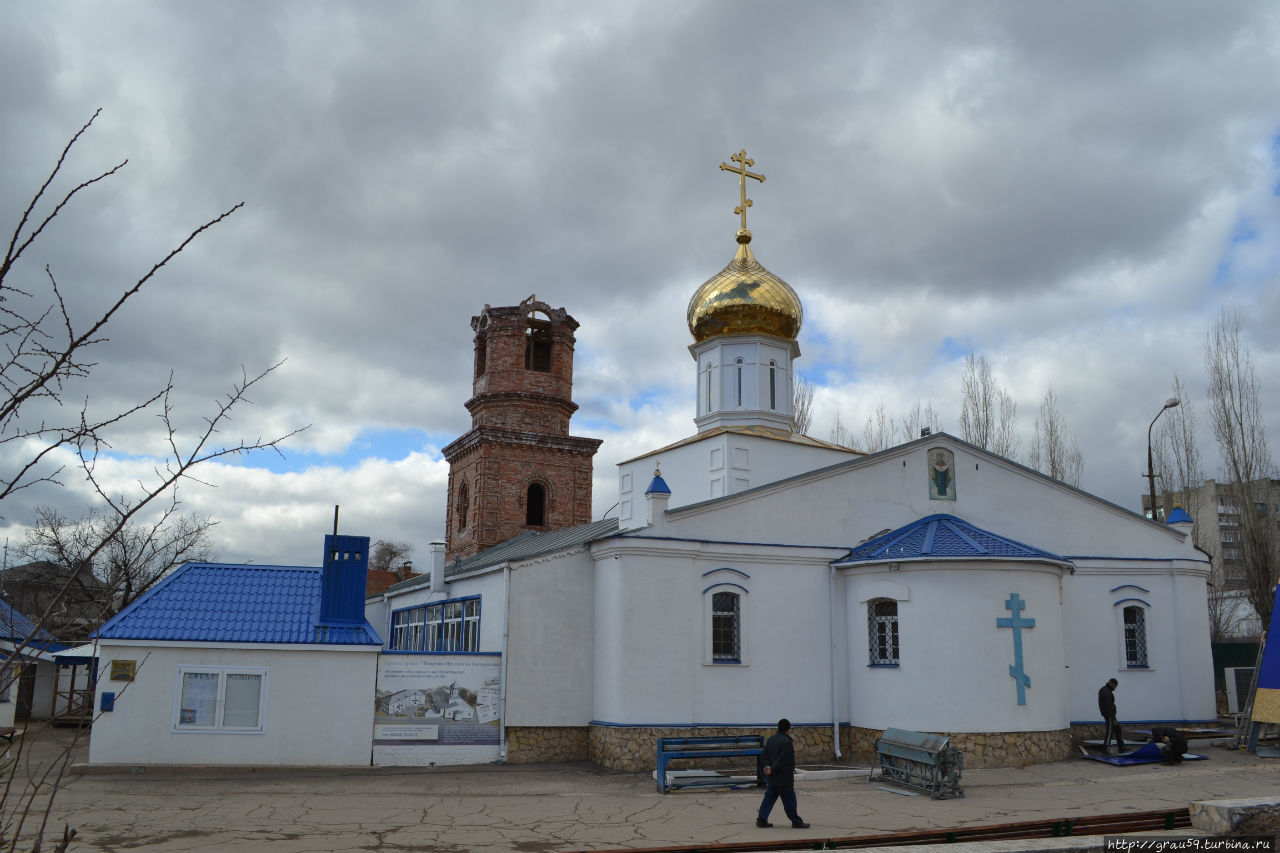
[[756, 718, 810, 829]]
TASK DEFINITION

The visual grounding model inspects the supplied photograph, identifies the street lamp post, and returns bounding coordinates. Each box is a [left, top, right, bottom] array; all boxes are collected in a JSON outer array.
[[1146, 397, 1180, 522]]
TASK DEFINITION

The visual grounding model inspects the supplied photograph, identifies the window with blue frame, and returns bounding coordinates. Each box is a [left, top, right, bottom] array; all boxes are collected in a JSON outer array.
[[711, 591, 741, 662], [1123, 605, 1148, 668], [868, 598, 899, 665], [390, 596, 481, 651]]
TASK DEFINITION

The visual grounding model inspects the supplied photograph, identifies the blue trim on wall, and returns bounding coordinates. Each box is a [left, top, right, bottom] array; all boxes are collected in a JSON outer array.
[[589, 720, 842, 729], [381, 650, 501, 657], [390, 593, 481, 617], [702, 567, 751, 580], [1113, 598, 1152, 608], [702, 582, 749, 595], [1070, 718, 1218, 727], [1064, 556, 1211, 565], [867, 663, 900, 669], [1109, 584, 1151, 594]]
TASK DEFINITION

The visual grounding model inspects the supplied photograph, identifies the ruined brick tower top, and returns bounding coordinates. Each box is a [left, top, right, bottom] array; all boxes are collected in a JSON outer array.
[[441, 295, 602, 563]]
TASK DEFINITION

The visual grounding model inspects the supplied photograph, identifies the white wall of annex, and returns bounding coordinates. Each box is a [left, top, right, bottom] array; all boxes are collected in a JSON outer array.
[[505, 551, 594, 725], [376, 571, 508, 653], [592, 542, 841, 729], [88, 644, 378, 766], [845, 563, 1069, 732]]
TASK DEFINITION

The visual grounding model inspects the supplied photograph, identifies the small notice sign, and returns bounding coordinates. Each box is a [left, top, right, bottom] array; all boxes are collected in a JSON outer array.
[[110, 660, 136, 681]]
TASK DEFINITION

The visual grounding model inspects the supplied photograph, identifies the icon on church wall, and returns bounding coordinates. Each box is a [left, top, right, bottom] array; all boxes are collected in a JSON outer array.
[[928, 448, 956, 501]]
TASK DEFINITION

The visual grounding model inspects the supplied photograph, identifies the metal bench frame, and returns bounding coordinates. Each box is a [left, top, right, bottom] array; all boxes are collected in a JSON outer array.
[[655, 735, 764, 793]]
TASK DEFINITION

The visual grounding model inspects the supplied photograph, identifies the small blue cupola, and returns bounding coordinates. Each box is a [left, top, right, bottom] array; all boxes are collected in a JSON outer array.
[[645, 468, 671, 495], [645, 465, 671, 528], [320, 534, 370, 625], [1166, 506, 1193, 525]]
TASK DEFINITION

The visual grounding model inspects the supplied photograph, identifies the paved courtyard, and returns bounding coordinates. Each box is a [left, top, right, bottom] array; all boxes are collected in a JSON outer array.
[[7, 726, 1280, 852]]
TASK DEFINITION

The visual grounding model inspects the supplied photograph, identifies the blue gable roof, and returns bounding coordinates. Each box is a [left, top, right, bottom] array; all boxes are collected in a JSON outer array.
[[0, 598, 64, 650], [835, 514, 1070, 567], [96, 562, 382, 645]]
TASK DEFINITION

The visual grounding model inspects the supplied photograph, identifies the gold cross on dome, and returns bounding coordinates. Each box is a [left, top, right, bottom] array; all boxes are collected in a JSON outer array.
[[719, 149, 765, 230]]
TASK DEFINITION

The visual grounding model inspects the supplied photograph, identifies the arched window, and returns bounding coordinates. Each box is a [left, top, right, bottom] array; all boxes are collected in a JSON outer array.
[[705, 364, 713, 414], [526, 482, 547, 526], [768, 360, 777, 410], [711, 591, 741, 662], [474, 340, 487, 379], [1123, 605, 1148, 667], [868, 598, 899, 665], [524, 312, 553, 372], [456, 481, 469, 532], [735, 358, 744, 407]]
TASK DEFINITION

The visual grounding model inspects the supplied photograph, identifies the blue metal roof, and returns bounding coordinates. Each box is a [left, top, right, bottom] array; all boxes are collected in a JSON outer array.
[[96, 562, 382, 645], [835, 514, 1070, 567], [0, 598, 63, 649], [1166, 506, 1193, 524]]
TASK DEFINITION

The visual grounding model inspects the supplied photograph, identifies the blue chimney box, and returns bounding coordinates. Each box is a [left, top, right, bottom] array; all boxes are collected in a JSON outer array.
[[320, 534, 370, 625]]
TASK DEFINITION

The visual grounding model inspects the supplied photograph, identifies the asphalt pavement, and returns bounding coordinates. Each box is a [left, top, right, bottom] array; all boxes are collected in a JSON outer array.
[[7, 726, 1279, 852]]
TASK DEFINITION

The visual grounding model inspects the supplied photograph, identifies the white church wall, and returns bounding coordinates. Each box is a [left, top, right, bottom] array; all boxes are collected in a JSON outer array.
[[592, 540, 844, 728], [505, 550, 595, 725], [845, 564, 1069, 732], [89, 643, 378, 766], [663, 437, 1196, 564], [1061, 565, 1215, 725]]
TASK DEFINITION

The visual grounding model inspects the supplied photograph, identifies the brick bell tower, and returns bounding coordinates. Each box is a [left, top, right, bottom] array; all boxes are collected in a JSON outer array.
[[442, 295, 602, 563]]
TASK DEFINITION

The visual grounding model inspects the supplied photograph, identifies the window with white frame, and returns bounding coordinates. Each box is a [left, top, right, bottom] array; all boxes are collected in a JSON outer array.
[[1123, 605, 1148, 667], [868, 598, 899, 665], [711, 591, 741, 662], [390, 596, 481, 652], [173, 666, 267, 732]]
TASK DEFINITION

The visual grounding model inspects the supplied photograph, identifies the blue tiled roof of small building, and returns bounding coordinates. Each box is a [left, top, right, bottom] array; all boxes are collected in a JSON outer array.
[[837, 514, 1069, 565], [96, 562, 382, 645], [0, 598, 63, 648], [1166, 506, 1193, 524]]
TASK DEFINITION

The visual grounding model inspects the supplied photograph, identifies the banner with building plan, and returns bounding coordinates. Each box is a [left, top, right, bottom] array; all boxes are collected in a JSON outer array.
[[373, 653, 502, 766]]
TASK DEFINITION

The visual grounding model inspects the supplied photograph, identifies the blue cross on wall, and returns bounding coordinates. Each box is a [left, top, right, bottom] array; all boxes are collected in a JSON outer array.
[[996, 593, 1035, 705]]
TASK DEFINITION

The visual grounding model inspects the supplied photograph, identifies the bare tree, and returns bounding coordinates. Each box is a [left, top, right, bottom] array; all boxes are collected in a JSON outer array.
[[792, 374, 815, 435], [1205, 308, 1278, 627], [21, 502, 216, 629], [370, 539, 413, 574], [958, 352, 1020, 458], [1153, 374, 1204, 507], [901, 400, 943, 441], [1028, 387, 1084, 487], [829, 409, 855, 449], [862, 400, 896, 453], [0, 110, 305, 851]]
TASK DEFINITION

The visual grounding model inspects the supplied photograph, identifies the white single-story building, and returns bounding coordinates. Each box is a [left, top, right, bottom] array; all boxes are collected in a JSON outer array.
[[87, 534, 382, 766]]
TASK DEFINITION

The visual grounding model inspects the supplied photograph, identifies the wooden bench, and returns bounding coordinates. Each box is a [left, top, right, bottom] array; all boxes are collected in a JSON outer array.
[[655, 735, 764, 793]]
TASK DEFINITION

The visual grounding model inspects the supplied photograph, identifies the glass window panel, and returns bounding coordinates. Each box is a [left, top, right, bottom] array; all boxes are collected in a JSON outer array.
[[222, 673, 262, 728], [178, 671, 219, 726]]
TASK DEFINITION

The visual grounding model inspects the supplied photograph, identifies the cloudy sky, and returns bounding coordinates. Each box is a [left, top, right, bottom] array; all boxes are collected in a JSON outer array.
[[2, 1, 1278, 568]]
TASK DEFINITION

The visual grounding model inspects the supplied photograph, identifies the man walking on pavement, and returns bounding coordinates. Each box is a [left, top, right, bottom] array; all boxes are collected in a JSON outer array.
[[757, 718, 810, 829], [1098, 678, 1124, 753]]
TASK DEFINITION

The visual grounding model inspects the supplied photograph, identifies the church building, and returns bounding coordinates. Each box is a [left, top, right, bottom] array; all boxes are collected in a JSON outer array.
[[369, 150, 1215, 771]]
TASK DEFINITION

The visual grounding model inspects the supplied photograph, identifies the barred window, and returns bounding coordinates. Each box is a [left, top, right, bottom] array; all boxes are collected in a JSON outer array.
[[712, 591, 741, 663], [868, 598, 899, 665], [1124, 605, 1148, 668]]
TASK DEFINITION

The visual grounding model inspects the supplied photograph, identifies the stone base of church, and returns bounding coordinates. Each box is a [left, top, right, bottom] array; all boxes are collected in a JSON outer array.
[[507, 724, 1075, 771], [587, 723, 853, 772], [505, 726, 590, 763], [848, 726, 1074, 768]]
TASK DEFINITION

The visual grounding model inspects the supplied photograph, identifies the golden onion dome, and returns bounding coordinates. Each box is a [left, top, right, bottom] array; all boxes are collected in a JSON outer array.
[[687, 228, 803, 343]]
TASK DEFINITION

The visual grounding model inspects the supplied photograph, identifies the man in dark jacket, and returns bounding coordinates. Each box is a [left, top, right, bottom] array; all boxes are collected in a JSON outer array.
[[756, 719, 810, 829], [1098, 678, 1124, 753]]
